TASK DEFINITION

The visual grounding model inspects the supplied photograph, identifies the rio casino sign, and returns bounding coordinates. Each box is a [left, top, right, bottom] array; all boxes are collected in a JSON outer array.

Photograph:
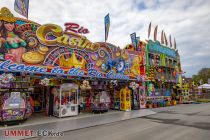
[[36, 24, 100, 52]]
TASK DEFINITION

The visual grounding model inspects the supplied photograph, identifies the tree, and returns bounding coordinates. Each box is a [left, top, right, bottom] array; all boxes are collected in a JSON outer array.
[[198, 68, 210, 83], [192, 68, 210, 84]]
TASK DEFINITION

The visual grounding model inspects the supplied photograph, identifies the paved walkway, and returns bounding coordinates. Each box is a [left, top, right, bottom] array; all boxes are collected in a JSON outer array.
[[0, 109, 156, 140]]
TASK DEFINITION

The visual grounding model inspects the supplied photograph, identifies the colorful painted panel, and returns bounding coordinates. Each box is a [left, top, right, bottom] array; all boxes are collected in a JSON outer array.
[[0, 7, 145, 81], [147, 40, 177, 58]]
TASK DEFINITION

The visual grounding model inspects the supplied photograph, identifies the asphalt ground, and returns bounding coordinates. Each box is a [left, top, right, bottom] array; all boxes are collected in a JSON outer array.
[[28, 103, 210, 140]]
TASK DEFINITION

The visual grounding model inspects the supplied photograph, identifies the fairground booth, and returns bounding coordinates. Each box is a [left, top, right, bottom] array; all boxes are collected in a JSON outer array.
[[145, 38, 182, 108], [0, 7, 146, 124]]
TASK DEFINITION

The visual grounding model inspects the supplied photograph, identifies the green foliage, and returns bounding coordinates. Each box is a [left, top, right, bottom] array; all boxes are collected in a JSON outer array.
[[192, 68, 210, 84]]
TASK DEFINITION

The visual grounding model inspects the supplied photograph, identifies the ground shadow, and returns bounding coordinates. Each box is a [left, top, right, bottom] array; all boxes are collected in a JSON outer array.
[[143, 116, 210, 130]]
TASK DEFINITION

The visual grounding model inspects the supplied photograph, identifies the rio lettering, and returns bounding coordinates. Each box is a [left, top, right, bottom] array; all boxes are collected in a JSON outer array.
[[64, 23, 89, 34]]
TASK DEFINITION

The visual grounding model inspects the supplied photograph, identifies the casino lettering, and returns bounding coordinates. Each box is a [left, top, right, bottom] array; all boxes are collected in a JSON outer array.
[[36, 24, 100, 52]]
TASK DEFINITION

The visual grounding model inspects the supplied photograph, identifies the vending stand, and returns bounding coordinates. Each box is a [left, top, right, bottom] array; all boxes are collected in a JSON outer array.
[[53, 83, 79, 117]]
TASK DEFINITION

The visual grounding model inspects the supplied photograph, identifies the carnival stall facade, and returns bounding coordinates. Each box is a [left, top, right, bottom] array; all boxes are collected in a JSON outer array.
[[0, 7, 146, 123], [145, 40, 181, 108]]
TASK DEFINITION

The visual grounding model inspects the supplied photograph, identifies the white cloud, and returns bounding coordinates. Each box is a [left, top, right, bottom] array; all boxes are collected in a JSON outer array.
[[0, 0, 210, 77]]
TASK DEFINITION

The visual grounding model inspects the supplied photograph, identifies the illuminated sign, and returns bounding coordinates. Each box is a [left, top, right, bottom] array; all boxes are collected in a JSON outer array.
[[148, 40, 177, 58], [64, 23, 89, 34]]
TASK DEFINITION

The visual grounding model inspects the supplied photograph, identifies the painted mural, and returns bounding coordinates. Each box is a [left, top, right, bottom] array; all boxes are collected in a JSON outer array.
[[0, 7, 144, 81]]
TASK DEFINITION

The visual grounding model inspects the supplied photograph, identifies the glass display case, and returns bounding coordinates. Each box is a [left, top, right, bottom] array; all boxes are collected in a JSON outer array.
[[53, 83, 79, 117]]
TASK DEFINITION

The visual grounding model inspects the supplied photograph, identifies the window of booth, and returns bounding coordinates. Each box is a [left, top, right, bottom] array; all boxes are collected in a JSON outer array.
[[169, 59, 173, 68], [155, 67, 161, 80], [149, 53, 154, 66], [173, 60, 177, 67], [165, 57, 169, 67], [156, 55, 160, 66]]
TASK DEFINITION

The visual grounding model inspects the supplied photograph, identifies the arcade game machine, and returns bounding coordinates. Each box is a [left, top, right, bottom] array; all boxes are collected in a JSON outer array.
[[53, 83, 79, 117], [91, 90, 110, 113], [28, 78, 46, 113], [109, 80, 120, 110], [120, 86, 131, 111], [113, 90, 120, 110], [0, 90, 32, 124], [91, 81, 111, 113], [0, 74, 32, 124], [131, 88, 140, 110], [139, 86, 147, 109]]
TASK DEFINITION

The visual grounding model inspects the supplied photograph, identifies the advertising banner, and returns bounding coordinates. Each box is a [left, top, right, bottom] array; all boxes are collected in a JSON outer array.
[[0, 7, 145, 81]]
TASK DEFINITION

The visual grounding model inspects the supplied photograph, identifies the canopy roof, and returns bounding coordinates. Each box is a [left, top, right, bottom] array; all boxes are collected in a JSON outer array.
[[198, 84, 210, 89]]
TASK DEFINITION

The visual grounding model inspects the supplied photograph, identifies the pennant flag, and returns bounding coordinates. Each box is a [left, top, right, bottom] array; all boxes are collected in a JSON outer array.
[[14, 0, 29, 19], [136, 36, 140, 51], [148, 22, 151, 39], [130, 32, 137, 50], [164, 32, 168, 46], [104, 13, 110, 42], [174, 37, 177, 50], [154, 25, 158, 41], [169, 34, 172, 47], [161, 30, 164, 44]]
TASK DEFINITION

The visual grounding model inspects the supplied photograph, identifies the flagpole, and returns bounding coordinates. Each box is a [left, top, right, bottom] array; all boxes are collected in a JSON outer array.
[[27, 0, 29, 20], [148, 22, 151, 39]]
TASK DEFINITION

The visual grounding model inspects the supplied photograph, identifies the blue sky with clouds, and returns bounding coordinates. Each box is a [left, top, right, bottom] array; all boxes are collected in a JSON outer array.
[[1, 0, 210, 77]]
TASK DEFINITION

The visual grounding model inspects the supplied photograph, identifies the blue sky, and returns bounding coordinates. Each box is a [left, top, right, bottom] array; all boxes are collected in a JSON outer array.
[[1, 0, 210, 77]]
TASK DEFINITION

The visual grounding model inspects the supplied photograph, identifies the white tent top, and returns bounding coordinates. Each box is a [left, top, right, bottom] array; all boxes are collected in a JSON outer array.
[[198, 84, 210, 89]]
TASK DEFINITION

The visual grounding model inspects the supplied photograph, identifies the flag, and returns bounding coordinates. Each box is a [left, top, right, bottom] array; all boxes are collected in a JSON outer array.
[[104, 13, 110, 42], [154, 25, 158, 41], [148, 22, 151, 39], [174, 37, 177, 50], [14, 0, 29, 19], [161, 30, 164, 44], [169, 34, 172, 47], [136, 36, 140, 51], [164, 32, 168, 46], [130, 32, 137, 50]]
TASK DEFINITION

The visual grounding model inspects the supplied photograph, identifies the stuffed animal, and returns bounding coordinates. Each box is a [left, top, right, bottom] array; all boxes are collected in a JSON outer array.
[[80, 80, 91, 90]]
